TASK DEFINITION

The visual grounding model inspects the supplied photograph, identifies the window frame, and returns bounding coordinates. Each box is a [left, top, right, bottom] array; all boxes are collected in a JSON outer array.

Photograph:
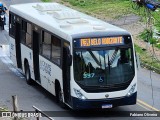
[[41, 31, 52, 59], [40, 30, 63, 66], [20, 20, 32, 48], [9, 12, 16, 38], [51, 35, 62, 65]]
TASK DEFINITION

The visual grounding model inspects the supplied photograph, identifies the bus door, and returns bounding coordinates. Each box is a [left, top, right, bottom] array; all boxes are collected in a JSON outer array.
[[15, 21, 22, 68], [32, 28, 40, 83], [62, 43, 72, 103]]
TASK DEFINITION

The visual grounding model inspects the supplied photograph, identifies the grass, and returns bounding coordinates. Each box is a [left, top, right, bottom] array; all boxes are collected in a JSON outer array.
[[61, 0, 135, 19], [0, 106, 8, 111], [151, 10, 160, 32], [41, 0, 51, 2], [139, 29, 160, 49], [135, 44, 160, 73]]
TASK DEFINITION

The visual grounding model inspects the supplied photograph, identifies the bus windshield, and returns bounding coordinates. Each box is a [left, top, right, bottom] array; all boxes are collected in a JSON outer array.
[[73, 47, 135, 88]]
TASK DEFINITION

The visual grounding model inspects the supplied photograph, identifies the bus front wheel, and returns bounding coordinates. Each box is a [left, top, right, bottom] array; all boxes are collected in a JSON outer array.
[[25, 63, 33, 85], [56, 86, 65, 108]]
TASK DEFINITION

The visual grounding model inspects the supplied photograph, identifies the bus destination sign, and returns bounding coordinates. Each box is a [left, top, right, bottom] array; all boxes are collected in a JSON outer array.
[[74, 36, 124, 48]]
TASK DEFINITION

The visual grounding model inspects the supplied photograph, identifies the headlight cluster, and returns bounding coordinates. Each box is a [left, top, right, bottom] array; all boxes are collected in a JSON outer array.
[[73, 88, 87, 100], [127, 83, 136, 97]]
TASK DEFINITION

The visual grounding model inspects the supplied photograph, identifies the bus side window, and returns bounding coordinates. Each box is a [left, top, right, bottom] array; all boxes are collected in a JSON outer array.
[[20, 21, 32, 47], [26, 23, 32, 47], [42, 31, 51, 59], [9, 13, 15, 37], [21, 20, 27, 44], [51, 36, 61, 65]]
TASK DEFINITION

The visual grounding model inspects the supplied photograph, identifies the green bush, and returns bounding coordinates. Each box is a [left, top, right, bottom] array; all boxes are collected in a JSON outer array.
[[139, 29, 160, 49], [42, 0, 51, 2], [135, 44, 160, 72]]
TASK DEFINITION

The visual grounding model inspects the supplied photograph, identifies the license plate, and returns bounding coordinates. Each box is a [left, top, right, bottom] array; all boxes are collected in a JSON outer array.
[[102, 104, 112, 109]]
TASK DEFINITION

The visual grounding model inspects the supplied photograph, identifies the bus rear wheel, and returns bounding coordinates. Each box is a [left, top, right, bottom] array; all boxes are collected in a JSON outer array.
[[25, 63, 33, 85]]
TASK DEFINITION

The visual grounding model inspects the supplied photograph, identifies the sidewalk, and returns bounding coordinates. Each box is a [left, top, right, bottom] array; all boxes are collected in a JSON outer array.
[[0, 1, 11, 119], [0, 42, 11, 120], [0, 31, 9, 45]]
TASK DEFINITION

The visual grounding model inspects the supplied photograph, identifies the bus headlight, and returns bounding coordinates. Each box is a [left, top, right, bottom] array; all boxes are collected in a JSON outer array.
[[73, 88, 87, 100], [127, 83, 136, 97]]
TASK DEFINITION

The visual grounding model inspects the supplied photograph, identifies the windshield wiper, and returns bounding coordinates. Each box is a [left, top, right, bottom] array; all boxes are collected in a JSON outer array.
[[88, 50, 102, 66], [108, 55, 111, 73], [109, 49, 118, 65]]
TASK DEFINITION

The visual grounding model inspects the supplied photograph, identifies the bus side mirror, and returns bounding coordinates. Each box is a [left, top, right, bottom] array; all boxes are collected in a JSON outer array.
[[135, 52, 141, 70], [65, 47, 72, 66]]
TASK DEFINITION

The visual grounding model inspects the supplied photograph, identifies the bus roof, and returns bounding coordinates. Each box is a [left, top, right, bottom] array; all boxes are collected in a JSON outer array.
[[9, 2, 130, 40]]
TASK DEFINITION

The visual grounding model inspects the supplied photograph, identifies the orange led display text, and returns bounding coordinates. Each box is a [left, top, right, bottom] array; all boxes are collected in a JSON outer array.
[[80, 37, 123, 47]]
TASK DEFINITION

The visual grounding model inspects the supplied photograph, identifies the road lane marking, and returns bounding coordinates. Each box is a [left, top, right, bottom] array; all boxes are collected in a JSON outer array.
[[137, 103, 151, 111], [137, 99, 160, 111]]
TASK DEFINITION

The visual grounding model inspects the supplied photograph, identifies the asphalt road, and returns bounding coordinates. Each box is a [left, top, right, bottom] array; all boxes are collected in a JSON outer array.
[[0, 0, 160, 120]]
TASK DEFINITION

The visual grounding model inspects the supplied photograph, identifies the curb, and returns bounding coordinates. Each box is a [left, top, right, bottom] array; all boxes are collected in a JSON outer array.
[[141, 62, 160, 74]]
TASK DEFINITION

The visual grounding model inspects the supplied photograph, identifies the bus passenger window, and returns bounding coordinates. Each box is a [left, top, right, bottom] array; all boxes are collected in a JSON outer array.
[[26, 23, 32, 47], [9, 14, 15, 37], [42, 32, 51, 59], [51, 36, 61, 65], [21, 20, 27, 43]]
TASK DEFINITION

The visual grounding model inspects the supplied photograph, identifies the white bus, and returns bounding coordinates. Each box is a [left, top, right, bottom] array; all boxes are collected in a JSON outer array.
[[9, 2, 138, 109]]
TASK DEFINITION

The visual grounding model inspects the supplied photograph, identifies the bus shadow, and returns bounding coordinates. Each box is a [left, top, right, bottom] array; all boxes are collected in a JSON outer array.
[[31, 81, 57, 103], [30, 82, 129, 118]]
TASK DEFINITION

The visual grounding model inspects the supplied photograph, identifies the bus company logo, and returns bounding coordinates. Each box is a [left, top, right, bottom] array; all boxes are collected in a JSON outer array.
[[1, 112, 12, 117], [40, 60, 51, 76], [10, 44, 14, 50], [1, 112, 42, 118]]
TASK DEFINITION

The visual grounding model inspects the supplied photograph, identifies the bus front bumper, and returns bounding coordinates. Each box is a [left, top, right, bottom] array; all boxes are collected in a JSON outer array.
[[71, 92, 137, 110]]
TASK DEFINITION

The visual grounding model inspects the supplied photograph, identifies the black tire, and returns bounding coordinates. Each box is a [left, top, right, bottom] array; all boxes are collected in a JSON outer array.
[[56, 86, 66, 108], [25, 63, 33, 85]]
